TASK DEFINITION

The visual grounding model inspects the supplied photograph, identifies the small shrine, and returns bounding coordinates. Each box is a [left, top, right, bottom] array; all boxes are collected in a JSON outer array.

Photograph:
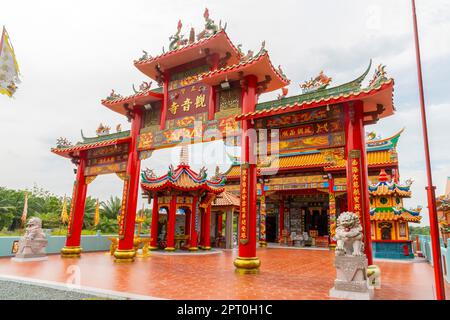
[[369, 170, 422, 259], [437, 177, 450, 246], [141, 146, 226, 251]]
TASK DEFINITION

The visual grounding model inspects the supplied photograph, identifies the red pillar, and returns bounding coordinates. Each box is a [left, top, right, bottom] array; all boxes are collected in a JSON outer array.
[[189, 196, 199, 251], [160, 73, 169, 130], [344, 101, 373, 265], [165, 195, 177, 251], [217, 213, 223, 237], [234, 74, 260, 273], [149, 195, 159, 250], [203, 206, 212, 250], [279, 198, 285, 243], [115, 106, 143, 262], [185, 209, 191, 239], [61, 154, 87, 258], [207, 53, 219, 121]]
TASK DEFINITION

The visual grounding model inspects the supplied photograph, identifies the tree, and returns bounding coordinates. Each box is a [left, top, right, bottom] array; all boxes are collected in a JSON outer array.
[[100, 196, 122, 219]]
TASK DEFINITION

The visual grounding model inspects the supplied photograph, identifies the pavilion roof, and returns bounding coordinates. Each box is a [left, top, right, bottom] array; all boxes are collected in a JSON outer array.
[[370, 207, 422, 223], [51, 130, 131, 158], [101, 88, 163, 116], [141, 164, 225, 194], [212, 191, 240, 208], [199, 50, 290, 94], [134, 30, 241, 80], [236, 61, 395, 124], [368, 170, 413, 198]]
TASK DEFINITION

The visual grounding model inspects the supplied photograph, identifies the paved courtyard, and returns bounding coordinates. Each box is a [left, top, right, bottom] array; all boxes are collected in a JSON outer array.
[[0, 248, 448, 300]]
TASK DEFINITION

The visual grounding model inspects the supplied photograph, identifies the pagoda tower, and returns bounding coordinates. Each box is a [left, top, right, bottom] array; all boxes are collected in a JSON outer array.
[[369, 169, 422, 259]]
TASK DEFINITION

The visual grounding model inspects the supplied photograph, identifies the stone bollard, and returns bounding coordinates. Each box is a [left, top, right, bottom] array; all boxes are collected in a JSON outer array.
[[367, 265, 381, 289]]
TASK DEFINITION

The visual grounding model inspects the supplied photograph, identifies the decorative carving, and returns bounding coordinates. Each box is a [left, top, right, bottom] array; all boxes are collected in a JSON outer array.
[[369, 64, 388, 87], [241, 49, 254, 62], [256, 75, 272, 95], [56, 137, 73, 148], [96, 123, 111, 136], [132, 81, 152, 93], [106, 89, 123, 101], [277, 87, 288, 100], [189, 27, 195, 44], [197, 8, 220, 40], [335, 212, 364, 256], [169, 20, 187, 51], [300, 71, 332, 93], [155, 63, 165, 86], [277, 65, 287, 79], [138, 50, 151, 62], [197, 166, 208, 180], [14, 217, 48, 259]]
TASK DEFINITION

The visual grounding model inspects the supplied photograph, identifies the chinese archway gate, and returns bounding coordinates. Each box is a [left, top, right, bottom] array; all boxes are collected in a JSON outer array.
[[51, 9, 396, 273]]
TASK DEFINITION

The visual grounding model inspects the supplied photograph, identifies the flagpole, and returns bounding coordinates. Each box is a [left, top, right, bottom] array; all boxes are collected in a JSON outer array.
[[411, 0, 446, 300]]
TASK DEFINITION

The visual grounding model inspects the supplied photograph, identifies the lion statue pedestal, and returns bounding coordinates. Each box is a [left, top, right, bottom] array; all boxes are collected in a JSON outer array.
[[12, 217, 48, 262], [329, 212, 373, 300]]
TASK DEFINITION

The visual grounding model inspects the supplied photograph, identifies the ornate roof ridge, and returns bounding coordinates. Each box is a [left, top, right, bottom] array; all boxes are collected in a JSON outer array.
[[141, 163, 225, 192], [237, 78, 394, 120], [255, 60, 372, 112], [79, 130, 131, 144], [199, 49, 290, 84], [101, 87, 163, 106], [366, 128, 404, 151], [134, 29, 240, 67]]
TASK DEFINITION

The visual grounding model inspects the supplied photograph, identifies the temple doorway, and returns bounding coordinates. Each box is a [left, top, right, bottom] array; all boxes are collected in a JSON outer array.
[[266, 216, 277, 242]]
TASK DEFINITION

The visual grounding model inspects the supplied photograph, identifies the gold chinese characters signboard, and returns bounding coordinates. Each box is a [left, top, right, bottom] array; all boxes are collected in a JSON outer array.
[[349, 150, 364, 217], [239, 163, 250, 245]]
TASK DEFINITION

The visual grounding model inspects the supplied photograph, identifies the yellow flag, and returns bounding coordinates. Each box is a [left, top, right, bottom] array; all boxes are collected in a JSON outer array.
[[61, 196, 68, 224], [94, 199, 100, 227], [20, 193, 28, 227], [0, 27, 20, 97]]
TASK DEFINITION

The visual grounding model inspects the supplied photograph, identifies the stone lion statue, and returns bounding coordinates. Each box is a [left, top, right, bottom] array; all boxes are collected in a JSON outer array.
[[15, 217, 48, 258], [335, 212, 364, 256]]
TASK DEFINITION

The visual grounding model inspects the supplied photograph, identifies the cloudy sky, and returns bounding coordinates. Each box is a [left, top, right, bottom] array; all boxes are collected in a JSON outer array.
[[0, 0, 449, 225]]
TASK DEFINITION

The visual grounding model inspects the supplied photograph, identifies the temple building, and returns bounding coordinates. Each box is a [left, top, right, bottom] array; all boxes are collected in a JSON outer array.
[[437, 177, 450, 246], [222, 128, 420, 252], [52, 9, 398, 271], [368, 169, 421, 259]]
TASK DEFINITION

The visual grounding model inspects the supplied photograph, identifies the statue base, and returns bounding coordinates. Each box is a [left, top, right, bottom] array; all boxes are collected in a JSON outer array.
[[11, 256, 48, 263], [329, 255, 373, 300], [329, 287, 374, 300]]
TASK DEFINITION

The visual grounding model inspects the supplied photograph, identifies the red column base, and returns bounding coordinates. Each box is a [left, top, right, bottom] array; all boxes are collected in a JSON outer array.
[[234, 257, 261, 274]]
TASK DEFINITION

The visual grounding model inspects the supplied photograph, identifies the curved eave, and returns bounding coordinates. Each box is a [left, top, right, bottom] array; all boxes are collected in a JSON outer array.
[[236, 79, 394, 122], [101, 90, 164, 116], [367, 128, 404, 151], [51, 137, 131, 159], [134, 30, 241, 80], [199, 51, 290, 93]]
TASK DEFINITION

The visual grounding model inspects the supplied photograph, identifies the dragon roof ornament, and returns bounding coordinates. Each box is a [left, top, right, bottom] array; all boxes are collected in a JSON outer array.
[[56, 137, 73, 149], [105, 89, 123, 101], [300, 70, 332, 93], [369, 64, 388, 87], [96, 123, 111, 136]]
